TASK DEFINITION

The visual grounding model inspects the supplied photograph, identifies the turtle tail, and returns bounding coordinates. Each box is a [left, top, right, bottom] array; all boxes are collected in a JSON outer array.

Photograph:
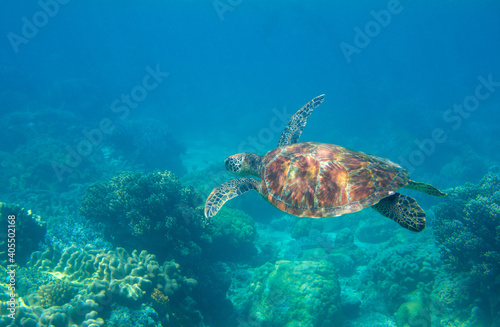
[[405, 180, 447, 197]]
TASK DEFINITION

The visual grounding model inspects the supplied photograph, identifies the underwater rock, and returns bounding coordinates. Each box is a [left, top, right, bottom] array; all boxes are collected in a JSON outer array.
[[233, 260, 343, 327]]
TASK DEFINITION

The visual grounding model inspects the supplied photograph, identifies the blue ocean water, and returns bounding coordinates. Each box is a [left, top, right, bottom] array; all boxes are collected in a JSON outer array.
[[0, 1, 499, 326]]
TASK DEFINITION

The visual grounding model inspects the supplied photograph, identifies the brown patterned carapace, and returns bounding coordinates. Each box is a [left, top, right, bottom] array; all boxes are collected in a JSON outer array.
[[260, 142, 409, 217]]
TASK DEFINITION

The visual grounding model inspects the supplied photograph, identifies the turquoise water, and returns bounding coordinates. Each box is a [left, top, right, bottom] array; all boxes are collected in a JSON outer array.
[[0, 1, 499, 326]]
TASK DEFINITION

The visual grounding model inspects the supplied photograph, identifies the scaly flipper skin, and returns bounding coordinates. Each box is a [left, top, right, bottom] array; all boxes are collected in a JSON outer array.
[[277, 94, 325, 147], [372, 193, 426, 232], [405, 180, 447, 197], [205, 178, 261, 218]]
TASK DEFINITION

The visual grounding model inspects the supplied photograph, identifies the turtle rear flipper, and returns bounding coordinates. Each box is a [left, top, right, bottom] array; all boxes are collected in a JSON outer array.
[[205, 178, 261, 218], [405, 180, 447, 197], [372, 193, 426, 232]]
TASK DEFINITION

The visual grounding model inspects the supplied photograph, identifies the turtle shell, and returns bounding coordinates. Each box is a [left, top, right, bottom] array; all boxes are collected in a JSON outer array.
[[260, 142, 409, 217]]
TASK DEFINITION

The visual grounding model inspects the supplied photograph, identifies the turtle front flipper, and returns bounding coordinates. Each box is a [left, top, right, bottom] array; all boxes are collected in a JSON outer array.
[[405, 180, 447, 197], [277, 94, 325, 147], [372, 193, 426, 232], [205, 178, 261, 218]]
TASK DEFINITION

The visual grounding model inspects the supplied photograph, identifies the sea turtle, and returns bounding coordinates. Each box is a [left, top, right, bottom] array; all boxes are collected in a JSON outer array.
[[205, 95, 446, 232]]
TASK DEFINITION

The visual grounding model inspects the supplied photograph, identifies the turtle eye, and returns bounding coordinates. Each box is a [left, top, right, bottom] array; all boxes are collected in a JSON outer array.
[[225, 156, 241, 173], [225, 158, 236, 172]]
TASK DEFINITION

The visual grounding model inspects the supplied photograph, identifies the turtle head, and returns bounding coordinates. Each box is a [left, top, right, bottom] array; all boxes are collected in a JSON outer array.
[[225, 153, 262, 177]]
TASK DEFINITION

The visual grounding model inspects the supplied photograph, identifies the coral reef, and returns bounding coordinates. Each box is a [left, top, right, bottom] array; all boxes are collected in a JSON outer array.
[[80, 170, 258, 266], [290, 218, 323, 239], [79, 170, 207, 263], [360, 242, 442, 313], [11, 299, 105, 327], [232, 260, 343, 327], [433, 172, 500, 283], [208, 207, 257, 259], [0, 202, 46, 265], [395, 300, 431, 327], [30, 280, 80, 308], [1, 184, 110, 253], [106, 303, 162, 327], [0, 245, 202, 326], [433, 171, 500, 323]]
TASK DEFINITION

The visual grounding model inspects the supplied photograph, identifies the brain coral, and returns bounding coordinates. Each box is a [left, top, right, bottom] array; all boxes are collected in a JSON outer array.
[[233, 260, 343, 327], [19, 245, 202, 326]]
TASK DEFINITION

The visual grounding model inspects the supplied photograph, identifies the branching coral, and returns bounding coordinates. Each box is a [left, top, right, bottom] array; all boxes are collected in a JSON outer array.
[[80, 170, 258, 265], [433, 172, 500, 285], [29, 280, 80, 308], [79, 170, 207, 263], [432, 172, 500, 323]]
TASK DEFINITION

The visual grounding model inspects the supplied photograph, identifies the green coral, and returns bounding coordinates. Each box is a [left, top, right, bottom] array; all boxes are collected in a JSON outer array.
[[290, 218, 323, 239], [80, 170, 258, 264], [0, 202, 46, 265], [79, 170, 207, 263], [30, 280, 80, 308], [0, 293, 105, 327], [433, 172, 500, 283], [395, 300, 431, 327], [361, 242, 442, 312], [208, 207, 256, 258], [16, 245, 203, 326], [233, 260, 343, 327]]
